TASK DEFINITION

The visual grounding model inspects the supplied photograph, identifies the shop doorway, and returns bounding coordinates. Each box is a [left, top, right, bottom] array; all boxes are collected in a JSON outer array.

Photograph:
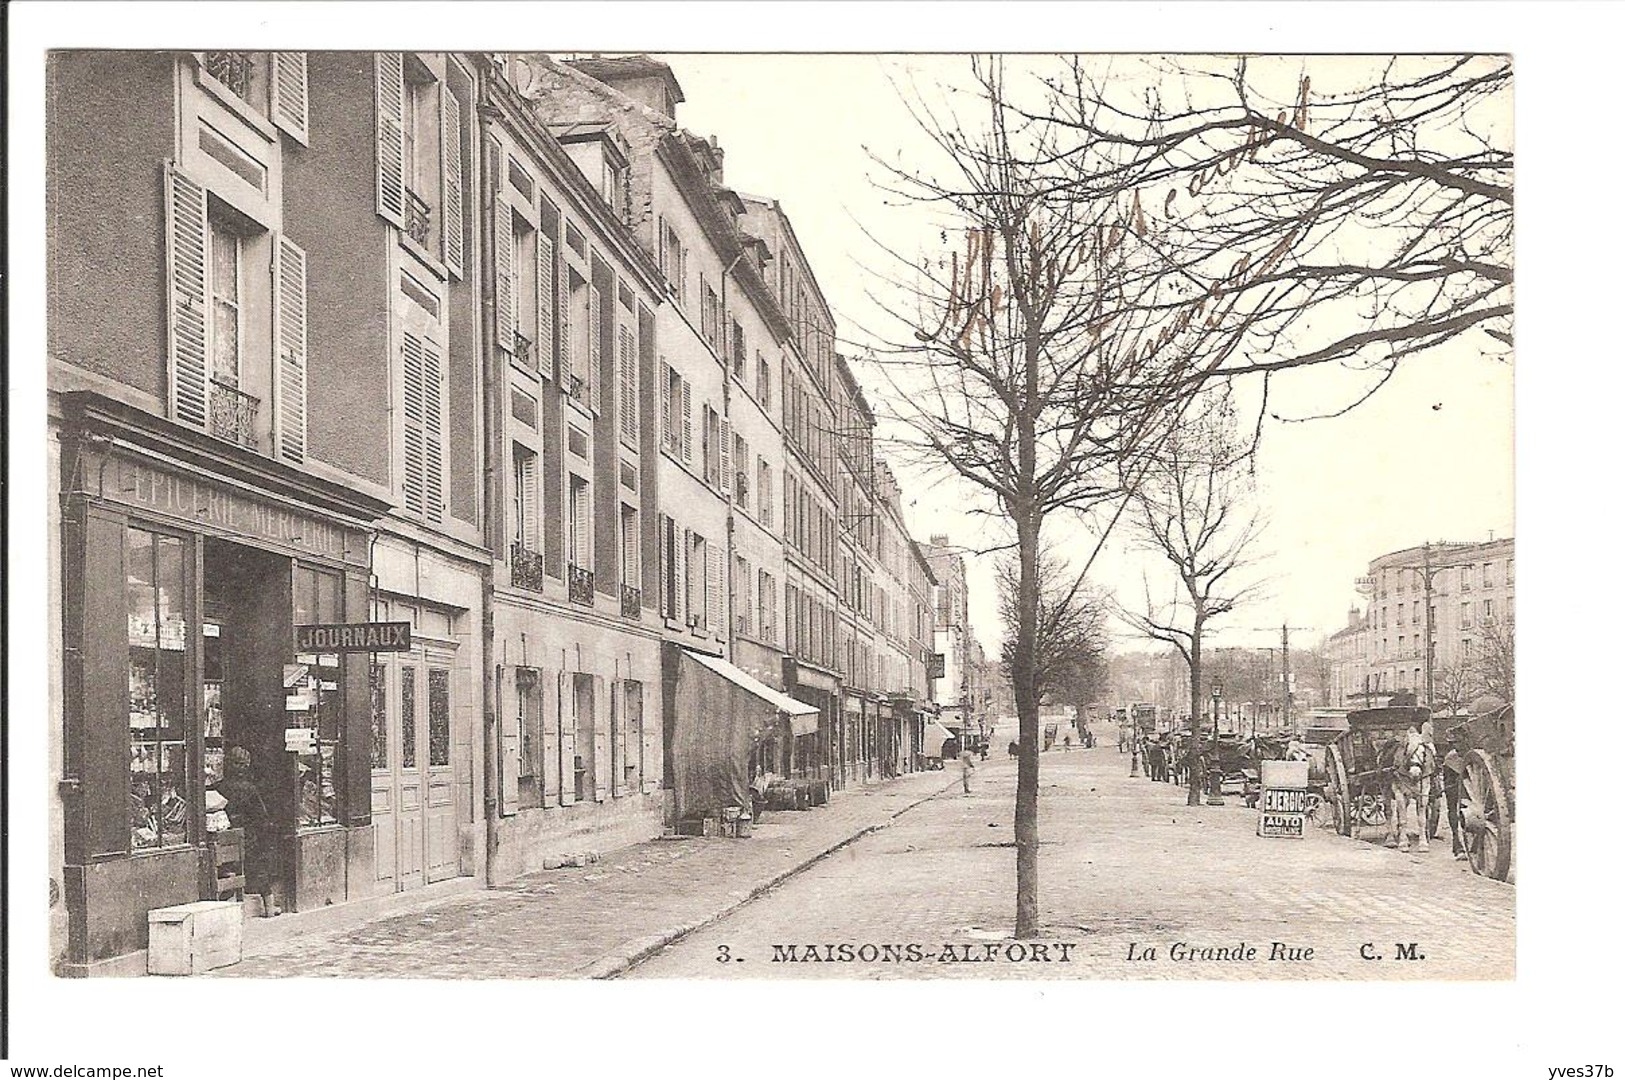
[[370, 635, 458, 892]]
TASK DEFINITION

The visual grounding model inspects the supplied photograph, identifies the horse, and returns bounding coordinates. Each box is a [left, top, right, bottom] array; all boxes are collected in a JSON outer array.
[[1386, 730, 1437, 853]]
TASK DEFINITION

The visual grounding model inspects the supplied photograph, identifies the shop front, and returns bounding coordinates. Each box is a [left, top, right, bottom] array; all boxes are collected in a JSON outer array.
[[783, 658, 839, 784], [56, 394, 388, 974]]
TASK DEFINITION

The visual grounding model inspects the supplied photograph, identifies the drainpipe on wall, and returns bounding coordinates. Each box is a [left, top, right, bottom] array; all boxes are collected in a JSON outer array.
[[476, 71, 502, 886]]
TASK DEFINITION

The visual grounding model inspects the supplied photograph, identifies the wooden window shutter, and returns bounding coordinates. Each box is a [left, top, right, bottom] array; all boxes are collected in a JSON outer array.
[[640, 688, 660, 793], [719, 418, 732, 496], [680, 528, 692, 623], [618, 323, 637, 439], [422, 338, 446, 523], [540, 667, 559, 808], [657, 217, 668, 278], [658, 514, 671, 618], [680, 379, 693, 463], [374, 53, 406, 226], [572, 480, 590, 570], [706, 544, 721, 635], [593, 674, 610, 800], [164, 164, 208, 430], [269, 52, 310, 145], [273, 234, 308, 464], [519, 452, 539, 551], [559, 277, 575, 385], [587, 285, 602, 406], [557, 671, 575, 805], [440, 82, 464, 278], [493, 197, 515, 353], [536, 231, 556, 375], [659, 364, 673, 451], [498, 667, 520, 815], [401, 332, 427, 517]]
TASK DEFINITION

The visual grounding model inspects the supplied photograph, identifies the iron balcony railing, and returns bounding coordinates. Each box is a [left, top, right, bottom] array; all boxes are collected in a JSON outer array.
[[511, 329, 534, 369], [209, 379, 260, 450], [405, 190, 433, 247], [620, 584, 642, 619], [563, 371, 587, 404], [204, 52, 254, 99], [568, 563, 595, 605], [510, 542, 546, 593]]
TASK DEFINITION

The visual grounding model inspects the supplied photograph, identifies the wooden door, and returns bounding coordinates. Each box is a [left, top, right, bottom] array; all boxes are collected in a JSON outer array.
[[423, 656, 458, 883], [371, 656, 426, 891]]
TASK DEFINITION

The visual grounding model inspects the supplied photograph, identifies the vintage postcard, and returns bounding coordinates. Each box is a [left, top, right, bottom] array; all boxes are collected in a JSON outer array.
[[7, 2, 1606, 1076]]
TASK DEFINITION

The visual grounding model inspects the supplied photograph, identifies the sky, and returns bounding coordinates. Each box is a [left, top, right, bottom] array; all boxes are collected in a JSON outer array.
[[663, 53, 1515, 658]]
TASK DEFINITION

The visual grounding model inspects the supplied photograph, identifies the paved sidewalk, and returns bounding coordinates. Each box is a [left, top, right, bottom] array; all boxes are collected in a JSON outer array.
[[213, 767, 958, 979]]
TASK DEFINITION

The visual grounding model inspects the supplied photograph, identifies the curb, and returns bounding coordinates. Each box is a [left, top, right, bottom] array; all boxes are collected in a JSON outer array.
[[579, 777, 959, 979]]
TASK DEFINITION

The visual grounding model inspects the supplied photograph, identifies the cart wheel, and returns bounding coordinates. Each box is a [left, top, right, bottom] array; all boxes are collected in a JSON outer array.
[[1463, 749, 1512, 881], [1357, 792, 1389, 829], [1326, 745, 1351, 836]]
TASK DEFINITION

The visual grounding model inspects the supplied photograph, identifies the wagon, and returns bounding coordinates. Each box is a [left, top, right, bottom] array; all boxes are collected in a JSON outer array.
[[1444, 703, 1515, 881], [1323, 705, 1440, 842]]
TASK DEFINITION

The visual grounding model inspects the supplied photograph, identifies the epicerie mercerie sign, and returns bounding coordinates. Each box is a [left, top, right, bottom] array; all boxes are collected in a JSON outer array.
[[295, 621, 413, 653]]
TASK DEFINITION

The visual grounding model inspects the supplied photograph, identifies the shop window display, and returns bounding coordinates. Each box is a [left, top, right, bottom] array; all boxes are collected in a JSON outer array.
[[291, 566, 343, 827], [126, 527, 191, 851]]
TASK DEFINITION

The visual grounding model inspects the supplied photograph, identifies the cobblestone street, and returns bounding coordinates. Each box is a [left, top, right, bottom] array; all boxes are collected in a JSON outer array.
[[214, 769, 956, 979], [214, 746, 1512, 981], [628, 746, 1514, 980]]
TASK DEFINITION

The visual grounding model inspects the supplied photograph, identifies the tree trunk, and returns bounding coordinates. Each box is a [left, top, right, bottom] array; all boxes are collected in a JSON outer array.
[[1012, 503, 1041, 938], [1187, 618, 1203, 807]]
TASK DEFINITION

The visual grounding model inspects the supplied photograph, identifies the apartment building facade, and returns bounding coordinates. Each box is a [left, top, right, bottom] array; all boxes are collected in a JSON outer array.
[[47, 49, 491, 972]]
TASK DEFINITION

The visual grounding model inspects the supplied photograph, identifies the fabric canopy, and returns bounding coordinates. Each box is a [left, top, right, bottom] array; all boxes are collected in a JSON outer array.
[[922, 721, 956, 758], [682, 649, 821, 736]]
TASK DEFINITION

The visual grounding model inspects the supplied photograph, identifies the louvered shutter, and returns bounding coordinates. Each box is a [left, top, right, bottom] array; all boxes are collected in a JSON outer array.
[[493, 197, 514, 354], [498, 667, 520, 816], [559, 278, 574, 386], [440, 82, 464, 278], [422, 338, 445, 523], [587, 285, 602, 407], [680, 529, 692, 624], [375, 53, 406, 227], [164, 164, 208, 430], [536, 232, 556, 376], [558, 671, 576, 805], [618, 323, 637, 439], [719, 419, 732, 496], [401, 333, 427, 516], [519, 452, 539, 551], [706, 544, 721, 635], [659, 365, 673, 452], [680, 379, 693, 463], [593, 674, 610, 801], [658, 515, 671, 618], [640, 689, 659, 793], [657, 217, 668, 279], [572, 481, 590, 571], [273, 234, 308, 464], [541, 667, 559, 808], [269, 52, 310, 146], [609, 682, 623, 798]]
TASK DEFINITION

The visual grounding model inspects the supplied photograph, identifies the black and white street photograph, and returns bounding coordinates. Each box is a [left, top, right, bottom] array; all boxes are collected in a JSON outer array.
[[6, 2, 1621, 1077]]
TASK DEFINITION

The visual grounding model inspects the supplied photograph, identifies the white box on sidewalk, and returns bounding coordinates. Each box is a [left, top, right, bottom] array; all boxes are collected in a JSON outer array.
[[147, 900, 242, 975], [1260, 760, 1309, 789]]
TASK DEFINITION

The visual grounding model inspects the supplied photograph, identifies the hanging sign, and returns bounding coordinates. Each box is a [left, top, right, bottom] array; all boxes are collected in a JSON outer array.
[[294, 621, 413, 653]]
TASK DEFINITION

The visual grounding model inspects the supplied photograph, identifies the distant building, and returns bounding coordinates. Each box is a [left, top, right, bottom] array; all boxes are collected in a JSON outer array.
[[1328, 537, 1515, 708]]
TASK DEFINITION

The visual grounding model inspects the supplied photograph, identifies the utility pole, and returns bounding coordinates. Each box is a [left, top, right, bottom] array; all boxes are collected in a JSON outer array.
[[1423, 541, 1436, 713], [1281, 623, 1291, 732]]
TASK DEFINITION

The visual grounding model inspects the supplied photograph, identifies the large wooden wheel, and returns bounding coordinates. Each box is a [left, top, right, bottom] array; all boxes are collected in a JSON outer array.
[[1326, 744, 1352, 836], [1462, 749, 1513, 881]]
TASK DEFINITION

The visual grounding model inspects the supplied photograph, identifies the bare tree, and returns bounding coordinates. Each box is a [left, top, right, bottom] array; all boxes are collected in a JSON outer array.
[[1471, 617, 1515, 705], [864, 59, 1200, 937], [1034, 55, 1512, 411], [995, 552, 1110, 704], [1120, 397, 1266, 805], [1433, 657, 1477, 718]]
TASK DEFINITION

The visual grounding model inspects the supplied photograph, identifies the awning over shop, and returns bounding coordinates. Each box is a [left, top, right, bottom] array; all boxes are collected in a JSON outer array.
[[922, 721, 956, 758], [684, 649, 820, 735]]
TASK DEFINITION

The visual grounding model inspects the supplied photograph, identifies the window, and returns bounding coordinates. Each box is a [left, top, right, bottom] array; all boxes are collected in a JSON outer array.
[[1459, 566, 1472, 591], [562, 270, 597, 405], [734, 433, 750, 508], [1412, 601, 1420, 626], [1460, 602, 1472, 629], [757, 354, 771, 407], [1483, 599, 1494, 623], [1482, 562, 1494, 587], [618, 320, 639, 445], [401, 331, 447, 523], [731, 320, 746, 378], [624, 680, 646, 794], [758, 459, 773, 528], [687, 532, 707, 628], [759, 570, 776, 645], [292, 564, 345, 827], [658, 515, 679, 619], [659, 365, 692, 464], [512, 444, 540, 554], [126, 528, 190, 851], [701, 280, 721, 350], [568, 475, 591, 573], [658, 219, 688, 305], [1506, 558, 1514, 584], [516, 667, 543, 808], [702, 406, 724, 489], [509, 215, 538, 366], [620, 504, 640, 590], [735, 555, 753, 635]]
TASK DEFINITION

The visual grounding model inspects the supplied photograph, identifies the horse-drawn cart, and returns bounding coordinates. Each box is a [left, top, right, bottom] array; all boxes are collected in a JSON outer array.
[[1446, 704, 1515, 881], [1323, 705, 1440, 842]]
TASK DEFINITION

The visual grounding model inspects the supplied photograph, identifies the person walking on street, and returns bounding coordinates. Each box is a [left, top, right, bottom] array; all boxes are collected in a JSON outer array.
[[959, 746, 977, 795]]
